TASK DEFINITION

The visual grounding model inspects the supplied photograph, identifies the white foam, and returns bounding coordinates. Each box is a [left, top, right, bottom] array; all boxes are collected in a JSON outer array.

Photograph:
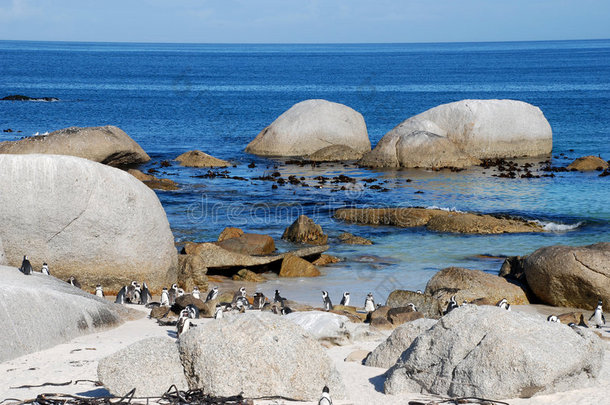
[[426, 205, 464, 213], [530, 220, 582, 232]]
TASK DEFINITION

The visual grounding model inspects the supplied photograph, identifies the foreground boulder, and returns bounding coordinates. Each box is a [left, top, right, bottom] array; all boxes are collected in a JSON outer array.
[[425, 267, 529, 305], [335, 207, 543, 234], [245, 99, 370, 157], [524, 243, 610, 309], [284, 311, 351, 345], [282, 215, 328, 244], [365, 318, 437, 368], [0, 154, 178, 293], [566, 155, 609, 171], [360, 99, 552, 168], [98, 337, 188, 397], [0, 126, 150, 166], [175, 150, 229, 167], [0, 266, 133, 362], [384, 305, 603, 398], [178, 312, 345, 401]]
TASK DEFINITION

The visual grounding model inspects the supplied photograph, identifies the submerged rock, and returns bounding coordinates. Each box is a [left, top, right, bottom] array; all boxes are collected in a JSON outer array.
[[524, 243, 610, 309], [245, 99, 370, 157], [566, 155, 609, 171], [282, 215, 328, 245], [0, 125, 150, 167], [384, 305, 604, 398], [1, 94, 59, 101], [175, 150, 229, 167], [178, 311, 345, 401], [127, 169, 178, 191], [312, 254, 341, 266], [338, 232, 373, 245]]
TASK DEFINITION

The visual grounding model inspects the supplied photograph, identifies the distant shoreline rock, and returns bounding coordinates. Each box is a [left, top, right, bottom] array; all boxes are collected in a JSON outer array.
[[175, 150, 229, 168], [1, 94, 59, 102]]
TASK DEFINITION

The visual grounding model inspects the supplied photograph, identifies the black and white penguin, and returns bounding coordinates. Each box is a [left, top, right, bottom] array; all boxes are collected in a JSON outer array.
[[340, 292, 350, 306], [281, 306, 293, 315], [496, 298, 511, 311], [253, 292, 266, 309], [185, 304, 200, 319], [232, 286, 246, 303], [95, 284, 104, 298], [444, 295, 458, 315], [160, 287, 170, 306], [115, 285, 127, 304], [177, 288, 185, 298], [416, 290, 423, 294], [322, 291, 333, 311], [67, 276, 81, 289], [547, 315, 560, 323], [40, 262, 50, 275], [461, 300, 468, 307], [214, 304, 224, 319], [176, 309, 193, 336], [274, 289, 286, 303], [192, 286, 200, 300], [318, 386, 332, 405], [206, 286, 219, 302], [140, 282, 152, 305], [168, 283, 178, 306], [364, 293, 375, 312], [20, 255, 33, 275], [126, 281, 137, 303], [407, 303, 418, 312], [589, 300, 606, 328]]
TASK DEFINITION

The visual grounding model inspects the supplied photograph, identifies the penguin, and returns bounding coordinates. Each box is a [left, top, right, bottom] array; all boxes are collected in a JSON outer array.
[[274, 289, 286, 303], [281, 306, 293, 315], [40, 262, 50, 275], [364, 293, 375, 312], [322, 291, 333, 311], [253, 292, 266, 309], [95, 284, 104, 298], [115, 285, 127, 304], [168, 284, 178, 306], [461, 300, 469, 307], [185, 304, 200, 319], [192, 286, 200, 300], [206, 286, 219, 302], [20, 255, 33, 275], [214, 304, 224, 319], [126, 281, 137, 303], [588, 300, 605, 328], [496, 298, 511, 311], [140, 282, 152, 305], [160, 287, 170, 306], [339, 292, 350, 306], [444, 295, 458, 315], [416, 290, 423, 294], [547, 315, 560, 323], [176, 310, 193, 337], [177, 288, 185, 298], [318, 386, 332, 405], [67, 276, 81, 289], [232, 286, 247, 303], [407, 303, 418, 312]]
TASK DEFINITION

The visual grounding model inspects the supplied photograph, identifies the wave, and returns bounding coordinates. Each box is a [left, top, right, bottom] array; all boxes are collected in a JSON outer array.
[[529, 220, 582, 232], [425, 205, 464, 213]]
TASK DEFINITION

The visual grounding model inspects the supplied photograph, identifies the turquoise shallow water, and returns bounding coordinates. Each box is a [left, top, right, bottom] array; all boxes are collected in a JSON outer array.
[[0, 40, 608, 305]]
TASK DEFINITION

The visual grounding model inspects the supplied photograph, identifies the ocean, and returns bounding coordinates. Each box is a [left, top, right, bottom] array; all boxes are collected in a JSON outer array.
[[1, 39, 608, 305]]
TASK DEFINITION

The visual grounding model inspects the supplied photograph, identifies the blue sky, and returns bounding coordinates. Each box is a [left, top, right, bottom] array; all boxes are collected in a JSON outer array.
[[0, 0, 609, 43]]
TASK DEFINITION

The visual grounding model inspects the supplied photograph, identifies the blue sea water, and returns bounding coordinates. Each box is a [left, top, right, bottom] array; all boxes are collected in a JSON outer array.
[[1, 39, 609, 305]]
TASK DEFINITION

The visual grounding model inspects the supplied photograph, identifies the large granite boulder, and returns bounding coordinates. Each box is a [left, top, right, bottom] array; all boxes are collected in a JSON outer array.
[[306, 144, 365, 162], [98, 338, 188, 397], [0, 154, 178, 293], [216, 233, 276, 256], [0, 265, 132, 362], [245, 99, 370, 157], [524, 243, 610, 309], [279, 253, 321, 277], [175, 150, 229, 168], [282, 215, 328, 245], [384, 305, 603, 398], [284, 311, 351, 345], [364, 318, 437, 369], [425, 267, 529, 305], [178, 311, 345, 401], [567, 156, 609, 171], [0, 126, 150, 167], [360, 99, 552, 168]]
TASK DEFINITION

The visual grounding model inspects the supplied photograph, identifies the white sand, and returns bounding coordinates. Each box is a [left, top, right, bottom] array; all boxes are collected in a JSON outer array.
[[1, 304, 609, 405]]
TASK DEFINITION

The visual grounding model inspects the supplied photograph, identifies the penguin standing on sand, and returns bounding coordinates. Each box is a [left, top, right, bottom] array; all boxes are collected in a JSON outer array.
[[176, 309, 193, 337], [206, 286, 219, 302], [364, 293, 375, 312], [160, 287, 170, 306], [322, 291, 333, 311], [589, 300, 606, 328], [318, 386, 332, 405], [20, 256, 33, 275], [40, 262, 50, 275], [253, 292, 266, 309], [192, 286, 200, 300], [444, 295, 458, 315], [95, 284, 104, 298], [497, 298, 511, 311], [115, 285, 127, 304], [340, 292, 350, 306], [214, 304, 224, 319], [168, 284, 178, 306], [140, 282, 152, 305], [274, 289, 286, 304]]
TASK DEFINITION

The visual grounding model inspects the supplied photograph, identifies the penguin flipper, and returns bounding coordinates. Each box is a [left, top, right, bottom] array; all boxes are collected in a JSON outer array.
[[589, 313, 595, 321]]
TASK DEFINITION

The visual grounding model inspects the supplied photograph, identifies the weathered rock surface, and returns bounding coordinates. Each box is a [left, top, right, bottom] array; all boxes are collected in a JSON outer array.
[[98, 338, 187, 396], [232, 268, 265, 282], [0, 265, 132, 362], [279, 254, 321, 277], [284, 311, 351, 345], [0, 154, 178, 293], [386, 291, 443, 319], [386, 308, 424, 325], [0, 237, 6, 266], [306, 144, 365, 162], [282, 215, 328, 245], [312, 254, 341, 266], [360, 99, 552, 168], [425, 267, 529, 305], [178, 311, 345, 400], [524, 243, 610, 309], [0, 126, 150, 166], [567, 155, 609, 171], [338, 232, 372, 245], [365, 318, 437, 368], [384, 306, 604, 398], [217, 227, 244, 242], [127, 169, 178, 191], [334, 207, 543, 234], [245, 99, 370, 157], [217, 233, 276, 256], [177, 254, 208, 293], [175, 150, 229, 167]]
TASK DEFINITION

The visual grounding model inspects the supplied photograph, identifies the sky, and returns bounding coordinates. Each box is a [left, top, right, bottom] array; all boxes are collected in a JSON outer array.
[[0, 0, 609, 44]]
